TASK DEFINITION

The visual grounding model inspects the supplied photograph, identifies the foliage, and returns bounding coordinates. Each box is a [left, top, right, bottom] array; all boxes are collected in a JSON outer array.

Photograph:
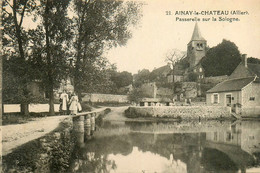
[[177, 57, 190, 70], [201, 39, 241, 77], [247, 57, 260, 64], [2, 0, 143, 115], [110, 71, 133, 89], [127, 87, 146, 103], [188, 72, 198, 82], [72, 0, 142, 97], [200, 83, 216, 97], [2, 0, 43, 115], [133, 69, 150, 87]]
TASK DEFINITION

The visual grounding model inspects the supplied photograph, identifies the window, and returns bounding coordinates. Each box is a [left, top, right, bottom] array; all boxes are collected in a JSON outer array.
[[213, 94, 219, 104], [196, 43, 203, 50], [226, 132, 233, 142], [199, 68, 202, 72], [249, 97, 255, 101]]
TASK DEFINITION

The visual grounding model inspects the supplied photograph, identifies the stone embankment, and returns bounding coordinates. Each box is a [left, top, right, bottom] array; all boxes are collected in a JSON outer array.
[[125, 106, 231, 120]]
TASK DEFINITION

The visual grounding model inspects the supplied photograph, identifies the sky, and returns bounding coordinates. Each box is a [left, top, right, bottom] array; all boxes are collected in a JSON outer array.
[[105, 0, 260, 74]]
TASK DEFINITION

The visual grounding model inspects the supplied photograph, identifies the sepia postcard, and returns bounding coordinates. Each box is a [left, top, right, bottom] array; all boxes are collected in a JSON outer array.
[[1, 0, 260, 172]]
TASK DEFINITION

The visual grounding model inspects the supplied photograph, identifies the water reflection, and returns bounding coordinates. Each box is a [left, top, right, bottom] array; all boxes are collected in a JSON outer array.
[[70, 120, 260, 173]]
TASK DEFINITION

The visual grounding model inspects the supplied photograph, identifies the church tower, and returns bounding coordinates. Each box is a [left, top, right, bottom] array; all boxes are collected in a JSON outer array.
[[187, 23, 207, 68]]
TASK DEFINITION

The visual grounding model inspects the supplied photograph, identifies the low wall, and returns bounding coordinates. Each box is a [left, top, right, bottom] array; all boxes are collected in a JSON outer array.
[[241, 106, 260, 117], [82, 93, 128, 103], [4, 104, 60, 113], [126, 106, 231, 120]]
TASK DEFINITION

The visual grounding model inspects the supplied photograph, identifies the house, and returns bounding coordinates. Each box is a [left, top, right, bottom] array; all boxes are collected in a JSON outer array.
[[206, 55, 260, 116], [151, 64, 172, 79], [229, 54, 260, 79], [192, 63, 205, 80]]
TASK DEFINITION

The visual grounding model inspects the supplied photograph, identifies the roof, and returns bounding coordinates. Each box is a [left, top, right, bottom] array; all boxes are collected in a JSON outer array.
[[207, 77, 255, 93], [141, 98, 160, 102], [141, 97, 172, 103], [248, 63, 260, 77], [151, 65, 171, 76], [190, 23, 206, 41]]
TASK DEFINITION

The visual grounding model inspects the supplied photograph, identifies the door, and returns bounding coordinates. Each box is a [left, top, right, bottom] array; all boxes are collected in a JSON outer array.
[[226, 94, 232, 107]]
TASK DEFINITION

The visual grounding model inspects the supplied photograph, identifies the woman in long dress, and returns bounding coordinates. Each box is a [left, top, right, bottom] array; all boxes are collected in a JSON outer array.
[[69, 93, 79, 115], [60, 90, 69, 115]]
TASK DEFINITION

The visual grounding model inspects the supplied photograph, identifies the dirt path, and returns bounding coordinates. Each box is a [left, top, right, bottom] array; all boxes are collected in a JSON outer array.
[[1, 107, 110, 156], [1, 116, 68, 156]]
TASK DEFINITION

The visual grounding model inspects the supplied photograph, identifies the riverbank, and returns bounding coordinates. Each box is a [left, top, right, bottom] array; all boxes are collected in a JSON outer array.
[[2, 116, 68, 156], [125, 106, 232, 120], [1, 107, 108, 156]]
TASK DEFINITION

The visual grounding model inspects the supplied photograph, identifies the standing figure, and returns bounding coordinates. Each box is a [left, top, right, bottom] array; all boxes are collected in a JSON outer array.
[[60, 90, 69, 115], [69, 92, 79, 115]]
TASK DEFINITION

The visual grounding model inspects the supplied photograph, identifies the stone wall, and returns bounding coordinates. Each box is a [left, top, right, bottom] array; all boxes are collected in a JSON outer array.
[[126, 106, 231, 120], [241, 107, 260, 117], [82, 93, 128, 103], [4, 104, 60, 113]]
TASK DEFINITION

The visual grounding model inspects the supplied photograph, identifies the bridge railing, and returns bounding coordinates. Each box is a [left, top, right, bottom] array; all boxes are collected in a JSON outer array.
[[71, 108, 108, 133]]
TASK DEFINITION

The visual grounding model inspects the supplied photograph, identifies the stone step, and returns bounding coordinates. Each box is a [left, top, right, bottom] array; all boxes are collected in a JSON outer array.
[[231, 113, 242, 119]]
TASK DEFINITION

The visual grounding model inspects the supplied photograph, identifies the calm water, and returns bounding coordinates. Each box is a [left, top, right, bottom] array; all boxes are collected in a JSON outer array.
[[3, 115, 260, 173], [69, 119, 260, 173]]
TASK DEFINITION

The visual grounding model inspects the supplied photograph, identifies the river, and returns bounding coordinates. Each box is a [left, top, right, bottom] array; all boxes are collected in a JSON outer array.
[[3, 107, 260, 173]]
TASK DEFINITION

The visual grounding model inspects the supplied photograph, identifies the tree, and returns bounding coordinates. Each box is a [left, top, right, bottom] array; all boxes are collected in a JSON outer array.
[[110, 71, 133, 89], [127, 88, 146, 103], [164, 49, 186, 65], [133, 69, 150, 87], [247, 57, 260, 64], [188, 72, 198, 82], [3, 0, 37, 115], [71, 0, 142, 99], [33, 0, 72, 115], [201, 39, 241, 77]]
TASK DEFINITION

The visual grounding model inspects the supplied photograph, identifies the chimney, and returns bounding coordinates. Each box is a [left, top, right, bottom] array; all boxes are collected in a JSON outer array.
[[242, 54, 247, 67]]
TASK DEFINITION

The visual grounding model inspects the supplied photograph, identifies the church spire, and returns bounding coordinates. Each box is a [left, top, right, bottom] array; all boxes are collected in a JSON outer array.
[[191, 22, 205, 41]]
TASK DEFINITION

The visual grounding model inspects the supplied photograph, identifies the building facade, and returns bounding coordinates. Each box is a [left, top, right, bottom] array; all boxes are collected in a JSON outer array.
[[206, 55, 260, 117]]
